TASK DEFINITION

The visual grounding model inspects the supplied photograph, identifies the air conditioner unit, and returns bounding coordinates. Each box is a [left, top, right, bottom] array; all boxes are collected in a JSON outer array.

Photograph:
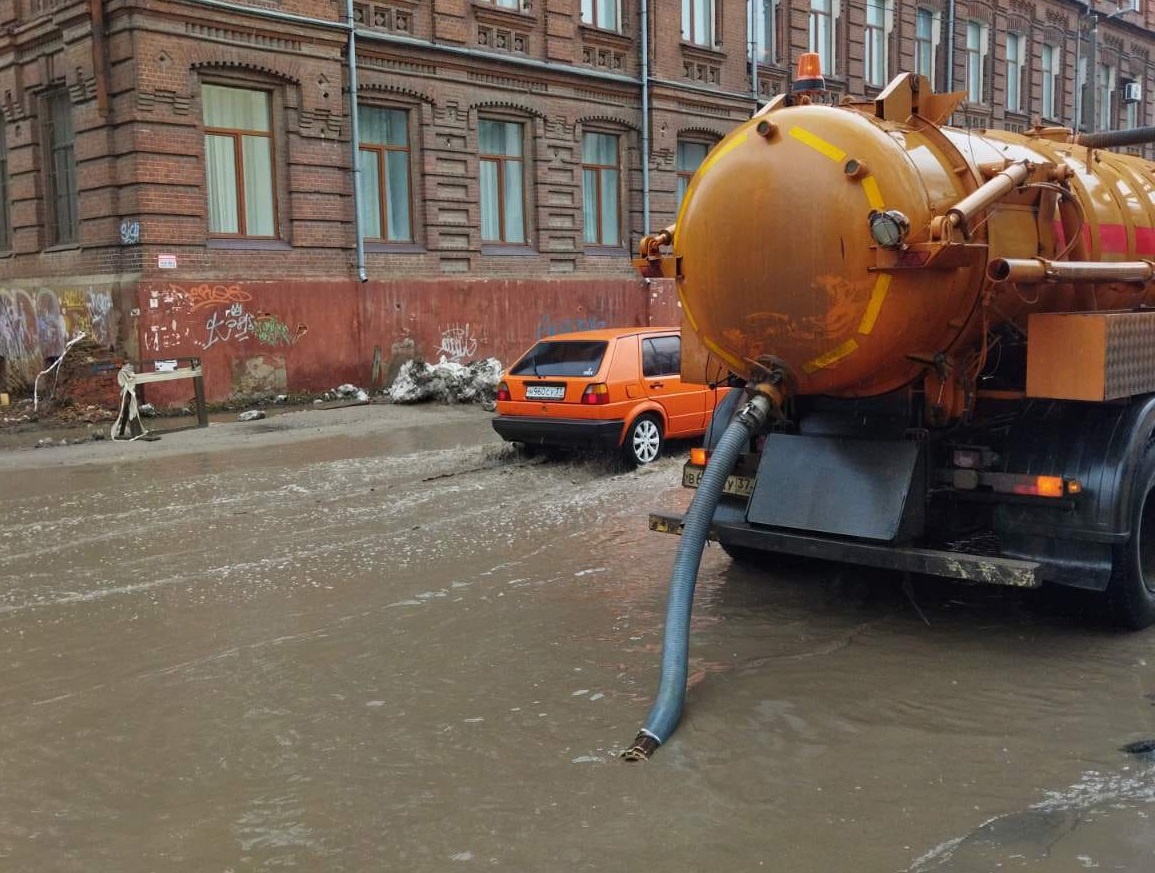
[[1124, 82, 1142, 104]]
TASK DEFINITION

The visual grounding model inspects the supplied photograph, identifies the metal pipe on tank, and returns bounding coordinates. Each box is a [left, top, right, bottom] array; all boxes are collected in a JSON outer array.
[[944, 162, 1031, 233], [988, 258, 1155, 284], [1073, 126, 1155, 149]]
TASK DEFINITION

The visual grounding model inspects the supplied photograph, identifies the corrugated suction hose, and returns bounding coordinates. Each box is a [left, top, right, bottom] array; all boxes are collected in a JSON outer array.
[[622, 391, 773, 761]]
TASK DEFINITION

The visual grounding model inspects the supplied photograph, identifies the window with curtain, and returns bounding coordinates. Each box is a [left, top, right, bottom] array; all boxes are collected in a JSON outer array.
[[43, 90, 78, 246], [1005, 32, 1023, 112], [0, 116, 10, 251], [750, 0, 777, 65], [681, 0, 714, 47], [965, 21, 986, 103], [864, 0, 889, 87], [203, 83, 276, 237], [582, 132, 620, 247], [809, 0, 835, 76], [479, 120, 526, 244], [1041, 43, 1060, 120], [581, 0, 620, 31], [915, 8, 936, 85], [676, 140, 710, 210], [358, 106, 412, 242]]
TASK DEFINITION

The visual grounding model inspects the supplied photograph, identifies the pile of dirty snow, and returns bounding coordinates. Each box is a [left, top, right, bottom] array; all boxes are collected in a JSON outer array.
[[388, 357, 502, 407]]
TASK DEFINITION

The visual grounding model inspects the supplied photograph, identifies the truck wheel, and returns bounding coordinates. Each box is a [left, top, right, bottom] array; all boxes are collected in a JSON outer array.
[[1107, 448, 1155, 629], [624, 414, 663, 466]]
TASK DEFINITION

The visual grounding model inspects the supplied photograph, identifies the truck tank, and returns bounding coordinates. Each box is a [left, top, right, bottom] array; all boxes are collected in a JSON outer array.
[[638, 72, 1155, 403]]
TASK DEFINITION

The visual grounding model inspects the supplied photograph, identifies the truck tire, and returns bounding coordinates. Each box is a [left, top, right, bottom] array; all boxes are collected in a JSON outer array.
[[624, 414, 663, 466], [1107, 446, 1155, 629]]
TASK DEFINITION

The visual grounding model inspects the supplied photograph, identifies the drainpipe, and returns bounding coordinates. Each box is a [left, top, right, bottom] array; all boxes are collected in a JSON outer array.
[[90, 0, 109, 117], [641, 0, 650, 234], [345, 0, 368, 282], [945, 0, 955, 93], [748, 0, 758, 108]]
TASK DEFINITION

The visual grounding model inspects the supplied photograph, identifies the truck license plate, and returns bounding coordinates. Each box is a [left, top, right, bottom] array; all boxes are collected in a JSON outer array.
[[682, 466, 755, 498], [525, 384, 565, 400]]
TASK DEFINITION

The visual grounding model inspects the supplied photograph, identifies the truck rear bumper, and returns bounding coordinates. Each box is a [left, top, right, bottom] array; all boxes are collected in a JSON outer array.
[[649, 511, 1042, 589]]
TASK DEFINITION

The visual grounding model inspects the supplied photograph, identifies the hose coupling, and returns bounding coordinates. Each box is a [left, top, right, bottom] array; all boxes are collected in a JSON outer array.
[[621, 731, 661, 762]]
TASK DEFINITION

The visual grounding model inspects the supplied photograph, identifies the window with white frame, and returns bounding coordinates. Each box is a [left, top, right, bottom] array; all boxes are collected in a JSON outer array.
[[682, 0, 715, 47], [965, 20, 987, 104], [809, 0, 835, 76], [1005, 32, 1024, 113], [914, 7, 937, 85], [1125, 82, 1139, 129], [582, 132, 620, 247], [676, 140, 710, 210], [203, 83, 276, 237], [750, 0, 777, 65], [581, 0, 620, 31], [358, 106, 412, 243], [1041, 43, 1060, 120], [864, 0, 890, 87], [479, 120, 526, 244], [1097, 63, 1116, 131]]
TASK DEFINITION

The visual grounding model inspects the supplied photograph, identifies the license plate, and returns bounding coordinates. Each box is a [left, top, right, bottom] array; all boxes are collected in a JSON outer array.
[[682, 465, 755, 498], [525, 384, 566, 400]]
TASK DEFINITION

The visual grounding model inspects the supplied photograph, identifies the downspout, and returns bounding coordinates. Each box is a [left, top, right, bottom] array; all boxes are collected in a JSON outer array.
[[90, 0, 109, 117], [345, 0, 368, 282], [641, 0, 650, 234], [945, 0, 955, 92], [749, 0, 758, 109]]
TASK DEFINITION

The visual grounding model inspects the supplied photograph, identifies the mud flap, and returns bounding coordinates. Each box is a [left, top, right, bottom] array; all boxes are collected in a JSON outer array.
[[746, 434, 924, 542]]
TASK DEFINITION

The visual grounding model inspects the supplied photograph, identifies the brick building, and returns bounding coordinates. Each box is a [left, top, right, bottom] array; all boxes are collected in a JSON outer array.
[[1, 0, 1153, 402]]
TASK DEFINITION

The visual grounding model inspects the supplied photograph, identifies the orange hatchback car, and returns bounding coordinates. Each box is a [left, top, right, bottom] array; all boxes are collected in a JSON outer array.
[[492, 327, 730, 465]]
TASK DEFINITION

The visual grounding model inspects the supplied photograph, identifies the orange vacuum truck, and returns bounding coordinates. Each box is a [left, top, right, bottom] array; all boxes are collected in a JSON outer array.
[[638, 66, 1155, 634]]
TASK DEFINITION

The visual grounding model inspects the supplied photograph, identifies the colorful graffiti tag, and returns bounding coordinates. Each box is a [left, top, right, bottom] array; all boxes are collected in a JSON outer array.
[[0, 286, 116, 380], [143, 284, 307, 353]]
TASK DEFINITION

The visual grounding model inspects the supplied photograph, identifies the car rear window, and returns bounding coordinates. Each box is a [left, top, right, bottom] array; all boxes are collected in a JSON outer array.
[[509, 340, 608, 377]]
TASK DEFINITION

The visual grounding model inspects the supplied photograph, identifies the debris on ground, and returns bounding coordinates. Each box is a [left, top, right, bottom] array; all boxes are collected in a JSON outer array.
[[332, 384, 370, 403], [388, 357, 502, 407], [238, 410, 267, 422]]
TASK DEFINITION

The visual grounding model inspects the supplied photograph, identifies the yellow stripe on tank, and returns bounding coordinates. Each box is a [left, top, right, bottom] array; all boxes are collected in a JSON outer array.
[[860, 175, 884, 211], [788, 127, 847, 163], [803, 338, 859, 373], [858, 273, 891, 335]]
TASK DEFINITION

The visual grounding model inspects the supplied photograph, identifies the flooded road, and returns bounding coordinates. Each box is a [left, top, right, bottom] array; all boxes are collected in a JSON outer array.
[[2, 403, 1155, 872]]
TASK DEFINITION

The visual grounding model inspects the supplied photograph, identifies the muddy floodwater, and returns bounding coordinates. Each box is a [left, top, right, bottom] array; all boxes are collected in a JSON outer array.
[[2, 403, 1155, 872]]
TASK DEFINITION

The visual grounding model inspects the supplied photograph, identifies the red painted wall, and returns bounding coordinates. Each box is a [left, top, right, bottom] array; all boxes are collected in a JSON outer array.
[[134, 277, 682, 404]]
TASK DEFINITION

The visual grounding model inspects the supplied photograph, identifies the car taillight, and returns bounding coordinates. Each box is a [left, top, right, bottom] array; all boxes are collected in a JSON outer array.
[[496, 381, 511, 402], [581, 383, 609, 405]]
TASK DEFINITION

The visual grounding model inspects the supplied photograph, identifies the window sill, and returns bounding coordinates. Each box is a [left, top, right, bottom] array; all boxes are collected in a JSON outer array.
[[43, 243, 81, 253], [207, 237, 291, 251], [482, 244, 538, 256]]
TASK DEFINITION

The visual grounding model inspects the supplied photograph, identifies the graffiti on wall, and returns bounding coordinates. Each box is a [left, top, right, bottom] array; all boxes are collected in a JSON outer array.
[[0, 286, 115, 378], [144, 283, 307, 354], [534, 313, 607, 340], [436, 323, 480, 362]]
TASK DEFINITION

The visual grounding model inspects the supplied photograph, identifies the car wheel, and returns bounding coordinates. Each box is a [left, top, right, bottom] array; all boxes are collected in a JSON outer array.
[[624, 414, 663, 466], [1107, 446, 1155, 629]]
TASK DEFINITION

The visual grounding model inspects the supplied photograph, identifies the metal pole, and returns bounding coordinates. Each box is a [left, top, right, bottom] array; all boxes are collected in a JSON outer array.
[[345, 0, 367, 282], [641, 0, 650, 234]]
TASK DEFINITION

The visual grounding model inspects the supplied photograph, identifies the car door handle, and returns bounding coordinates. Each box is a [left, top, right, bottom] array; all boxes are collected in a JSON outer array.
[[649, 381, 664, 388]]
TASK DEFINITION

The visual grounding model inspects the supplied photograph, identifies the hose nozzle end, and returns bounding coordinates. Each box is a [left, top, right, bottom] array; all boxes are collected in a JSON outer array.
[[621, 732, 661, 762]]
